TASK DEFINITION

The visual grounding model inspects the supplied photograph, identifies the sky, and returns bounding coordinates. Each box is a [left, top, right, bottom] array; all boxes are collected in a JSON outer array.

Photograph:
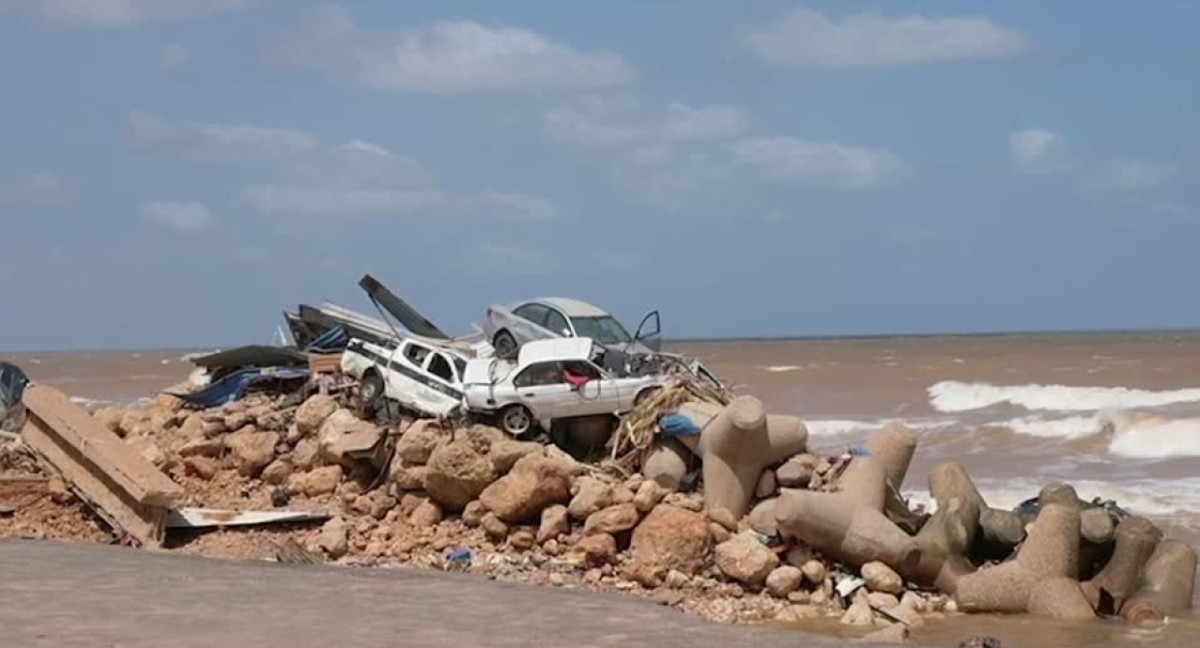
[[1, 0, 1198, 351]]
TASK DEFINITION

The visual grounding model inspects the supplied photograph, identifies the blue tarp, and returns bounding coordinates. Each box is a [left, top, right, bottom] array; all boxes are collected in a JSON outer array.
[[659, 413, 702, 437], [177, 367, 311, 409]]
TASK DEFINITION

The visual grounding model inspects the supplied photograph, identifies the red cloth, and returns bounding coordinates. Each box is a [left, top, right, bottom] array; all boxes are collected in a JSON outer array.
[[563, 370, 591, 388]]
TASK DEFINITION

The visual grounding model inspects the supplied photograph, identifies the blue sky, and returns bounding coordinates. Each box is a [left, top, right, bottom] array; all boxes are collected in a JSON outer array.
[[1, 0, 1197, 350]]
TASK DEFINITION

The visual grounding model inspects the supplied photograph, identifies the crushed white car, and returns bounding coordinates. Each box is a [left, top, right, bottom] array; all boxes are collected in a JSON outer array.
[[340, 337, 469, 419], [462, 337, 665, 437]]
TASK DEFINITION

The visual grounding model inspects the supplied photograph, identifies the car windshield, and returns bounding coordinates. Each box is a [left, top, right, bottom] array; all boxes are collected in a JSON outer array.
[[571, 315, 632, 345]]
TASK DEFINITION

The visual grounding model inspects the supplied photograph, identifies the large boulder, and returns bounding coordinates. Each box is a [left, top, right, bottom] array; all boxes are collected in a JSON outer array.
[[629, 505, 712, 575], [488, 439, 542, 474], [226, 427, 279, 477], [478, 454, 572, 523], [569, 476, 616, 520], [715, 531, 779, 585], [318, 410, 384, 468], [394, 420, 446, 465], [583, 503, 640, 536], [862, 561, 903, 595], [294, 394, 338, 436], [424, 441, 497, 511]]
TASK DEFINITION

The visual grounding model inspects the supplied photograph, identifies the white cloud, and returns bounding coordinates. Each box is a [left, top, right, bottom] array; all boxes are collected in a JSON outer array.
[[1009, 128, 1069, 173], [141, 200, 215, 232], [274, 4, 634, 94], [242, 185, 557, 220], [7, 0, 264, 27], [732, 136, 904, 189], [1087, 160, 1180, 192], [129, 111, 321, 161], [18, 172, 67, 202], [740, 8, 1030, 68], [663, 103, 748, 141], [160, 43, 188, 72]]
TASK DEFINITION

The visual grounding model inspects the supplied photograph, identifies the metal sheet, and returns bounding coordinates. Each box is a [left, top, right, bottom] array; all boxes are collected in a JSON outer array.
[[166, 507, 330, 529]]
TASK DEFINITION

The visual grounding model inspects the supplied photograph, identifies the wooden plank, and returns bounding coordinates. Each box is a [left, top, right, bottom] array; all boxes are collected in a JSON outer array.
[[21, 385, 183, 507], [307, 352, 343, 374], [20, 416, 168, 547]]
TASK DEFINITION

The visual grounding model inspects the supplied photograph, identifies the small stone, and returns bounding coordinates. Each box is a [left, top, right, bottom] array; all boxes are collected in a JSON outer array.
[[662, 492, 704, 512], [776, 604, 820, 622], [776, 455, 818, 487], [261, 459, 292, 485], [801, 560, 827, 585], [860, 624, 908, 644], [270, 486, 290, 507], [543, 539, 561, 555], [664, 569, 690, 589], [788, 590, 812, 604], [398, 493, 426, 517], [482, 512, 509, 539], [868, 592, 901, 609], [755, 469, 777, 498], [183, 456, 217, 480], [632, 480, 668, 513], [292, 437, 320, 470], [575, 533, 617, 563], [548, 573, 566, 586], [509, 529, 536, 551], [537, 504, 570, 543], [811, 588, 829, 606], [288, 465, 342, 497], [862, 561, 903, 595], [709, 522, 732, 544], [316, 517, 348, 559], [840, 597, 875, 627], [766, 565, 804, 598], [944, 599, 959, 614], [583, 503, 640, 536], [569, 476, 616, 520], [653, 591, 686, 607], [883, 603, 924, 628], [179, 438, 223, 458], [224, 411, 252, 433], [462, 500, 487, 527], [714, 531, 779, 585], [409, 500, 443, 527], [707, 507, 739, 532], [900, 592, 926, 613]]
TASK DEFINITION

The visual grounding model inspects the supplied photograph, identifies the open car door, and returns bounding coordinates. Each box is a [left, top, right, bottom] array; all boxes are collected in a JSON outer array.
[[632, 311, 662, 353]]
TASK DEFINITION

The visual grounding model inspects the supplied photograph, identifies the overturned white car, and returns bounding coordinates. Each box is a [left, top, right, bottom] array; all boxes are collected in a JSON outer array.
[[462, 338, 664, 437]]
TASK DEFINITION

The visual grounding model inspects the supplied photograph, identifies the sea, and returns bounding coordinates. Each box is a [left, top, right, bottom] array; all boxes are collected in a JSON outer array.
[[4, 329, 1199, 646]]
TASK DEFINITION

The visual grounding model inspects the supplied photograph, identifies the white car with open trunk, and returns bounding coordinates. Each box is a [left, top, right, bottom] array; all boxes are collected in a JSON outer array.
[[462, 337, 664, 437]]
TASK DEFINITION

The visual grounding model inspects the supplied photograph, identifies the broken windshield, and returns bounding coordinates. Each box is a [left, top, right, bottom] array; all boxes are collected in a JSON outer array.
[[571, 316, 632, 345]]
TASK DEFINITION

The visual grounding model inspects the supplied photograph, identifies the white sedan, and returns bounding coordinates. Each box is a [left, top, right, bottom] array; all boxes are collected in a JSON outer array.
[[462, 338, 663, 437]]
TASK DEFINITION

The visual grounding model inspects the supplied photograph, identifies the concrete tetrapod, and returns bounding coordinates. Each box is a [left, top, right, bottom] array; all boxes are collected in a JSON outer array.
[[674, 398, 808, 518], [955, 503, 1089, 617], [1080, 516, 1162, 615], [1120, 540, 1197, 624], [928, 463, 1026, 562], [775, 431, 922, 575], [866, 423, 925, 533], [642, 438, 692, 492]]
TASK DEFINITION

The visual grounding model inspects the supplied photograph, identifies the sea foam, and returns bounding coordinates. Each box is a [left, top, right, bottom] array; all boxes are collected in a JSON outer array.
[[929, 380, 1200, 413]]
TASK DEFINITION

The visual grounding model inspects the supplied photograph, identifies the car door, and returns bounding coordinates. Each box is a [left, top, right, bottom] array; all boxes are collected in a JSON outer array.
[[511, 360, 570, 427], [543, 308, 574, 339], [511, 303, 552, 345], [631, 310, 662, 353], [421, 351, 463, 416], [566, 360, 623, 416]]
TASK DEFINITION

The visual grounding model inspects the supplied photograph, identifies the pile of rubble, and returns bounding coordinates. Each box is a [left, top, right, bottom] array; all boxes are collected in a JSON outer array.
[[1, 366, 1195, 644]]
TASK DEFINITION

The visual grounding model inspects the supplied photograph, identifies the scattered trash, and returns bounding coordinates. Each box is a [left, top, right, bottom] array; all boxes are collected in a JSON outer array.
[[0, 361, 29, 430], [270, 486, 291, 508], [173, 367, 311, 408], [836, 575, 866, 598]]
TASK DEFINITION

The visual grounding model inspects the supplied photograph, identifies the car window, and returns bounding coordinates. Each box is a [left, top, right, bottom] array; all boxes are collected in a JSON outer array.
[[453, 357, 467, 380], [514, 362, 564, 387], [427, 353, 453, 382], [571, 316, 633, 345], [513, 304, 550, 326], [562, 360, 601, 380], [404, 342, 432, 365], [544, 310, 571, 337]]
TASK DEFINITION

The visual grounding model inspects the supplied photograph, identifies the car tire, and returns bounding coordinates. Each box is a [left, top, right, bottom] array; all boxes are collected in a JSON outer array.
[[493, 330, 518, 360], [358, 372, 384, 412], [499, 404, 535, 437]]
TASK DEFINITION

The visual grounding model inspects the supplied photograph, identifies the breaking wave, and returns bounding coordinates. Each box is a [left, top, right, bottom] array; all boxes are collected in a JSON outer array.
[[1108, 415, 1200, 458], [908, 476, 1200, 521], [762, 365, 801, 373], [929, 380, 1200, 413]]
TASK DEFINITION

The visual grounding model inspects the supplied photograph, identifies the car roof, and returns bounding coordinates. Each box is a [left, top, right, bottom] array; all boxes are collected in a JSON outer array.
[[518, 297, 609, 318], [517, 338, 597, 365]]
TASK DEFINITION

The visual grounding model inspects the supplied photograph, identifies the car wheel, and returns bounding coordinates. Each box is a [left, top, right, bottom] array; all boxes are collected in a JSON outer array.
[[499, 404, 535, 437], [493, 330, 518, 360], [359, 372, 384, 409]]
